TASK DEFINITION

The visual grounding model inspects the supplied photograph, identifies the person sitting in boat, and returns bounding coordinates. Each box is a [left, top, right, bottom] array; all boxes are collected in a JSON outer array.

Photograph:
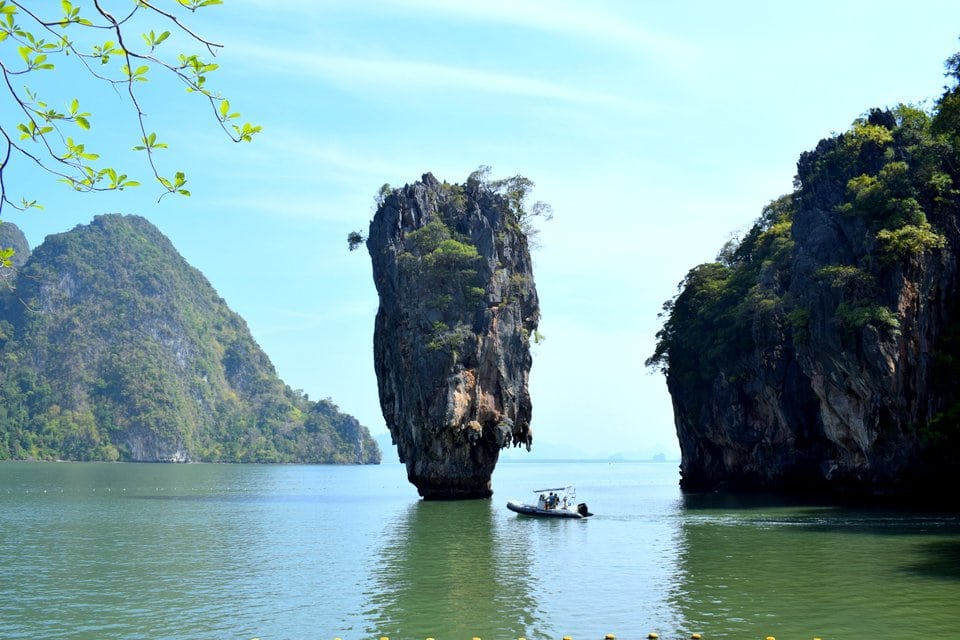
[[538, 493, 547, 509]]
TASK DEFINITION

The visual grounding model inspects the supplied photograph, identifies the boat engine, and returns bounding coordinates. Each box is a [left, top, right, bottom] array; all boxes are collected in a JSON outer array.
[[577, 502, 592, 517]]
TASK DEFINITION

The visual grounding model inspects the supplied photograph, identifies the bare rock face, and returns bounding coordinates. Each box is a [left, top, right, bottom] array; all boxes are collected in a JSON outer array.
[[367, 172, 540, 499]]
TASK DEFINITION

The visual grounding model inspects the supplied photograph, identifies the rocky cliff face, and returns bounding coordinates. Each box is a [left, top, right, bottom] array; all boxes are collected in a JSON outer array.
[[652, 107, 960, 500], [367, 172, 540, 499]]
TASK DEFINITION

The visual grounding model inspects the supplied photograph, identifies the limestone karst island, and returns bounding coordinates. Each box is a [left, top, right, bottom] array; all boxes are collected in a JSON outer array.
[[0, 215, 379, 464], [648, 59, 960, 505], [362, 170, 542, 500]]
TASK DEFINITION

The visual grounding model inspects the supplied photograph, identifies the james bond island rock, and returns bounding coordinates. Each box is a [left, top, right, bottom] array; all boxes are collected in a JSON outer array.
[[366, 171, 541, 499], [649, 92, 960, 502], [0, 214, 380, 464]]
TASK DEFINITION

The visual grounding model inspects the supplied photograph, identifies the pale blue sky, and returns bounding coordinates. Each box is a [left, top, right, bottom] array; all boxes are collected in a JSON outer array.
[[7, 1, 960, 459]]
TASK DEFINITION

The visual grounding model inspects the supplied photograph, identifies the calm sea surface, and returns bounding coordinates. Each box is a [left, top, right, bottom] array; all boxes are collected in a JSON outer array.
[[1, 461, 958, 639]]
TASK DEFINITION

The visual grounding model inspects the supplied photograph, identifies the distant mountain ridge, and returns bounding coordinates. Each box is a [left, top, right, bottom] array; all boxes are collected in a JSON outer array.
[[0, 214, 380, 464]]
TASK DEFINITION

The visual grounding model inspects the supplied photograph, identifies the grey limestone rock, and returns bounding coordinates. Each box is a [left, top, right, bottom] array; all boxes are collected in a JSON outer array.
[[367, 172, 540, 499]]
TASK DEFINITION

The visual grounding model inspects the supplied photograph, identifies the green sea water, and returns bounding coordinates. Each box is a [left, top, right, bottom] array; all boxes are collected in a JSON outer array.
[[0, 461, 957, 639]]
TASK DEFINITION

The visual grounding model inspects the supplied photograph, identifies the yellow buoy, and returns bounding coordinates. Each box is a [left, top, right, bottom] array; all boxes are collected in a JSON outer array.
[[692, 635, 702, 640], [648, 634, 659, 640]]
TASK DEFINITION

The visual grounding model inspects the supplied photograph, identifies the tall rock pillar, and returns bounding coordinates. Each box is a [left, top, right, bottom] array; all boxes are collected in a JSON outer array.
[[367, 172, 540, 499]]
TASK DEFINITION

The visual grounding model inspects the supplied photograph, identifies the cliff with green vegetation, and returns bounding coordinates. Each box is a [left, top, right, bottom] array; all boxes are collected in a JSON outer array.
[[365, 170, 544, 499], [649, 51, 960, 500], [0, 214, 380, 464]]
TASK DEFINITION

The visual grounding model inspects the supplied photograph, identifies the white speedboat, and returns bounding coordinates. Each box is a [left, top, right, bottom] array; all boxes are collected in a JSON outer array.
[[506, 486, 593, 519]]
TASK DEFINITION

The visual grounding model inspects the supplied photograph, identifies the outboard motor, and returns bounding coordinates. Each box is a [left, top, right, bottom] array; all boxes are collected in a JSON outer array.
[[577, 502, 592, 517]]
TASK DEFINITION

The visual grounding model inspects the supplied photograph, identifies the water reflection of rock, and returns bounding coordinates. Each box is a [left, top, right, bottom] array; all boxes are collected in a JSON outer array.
[[365, 499, 542, 637]]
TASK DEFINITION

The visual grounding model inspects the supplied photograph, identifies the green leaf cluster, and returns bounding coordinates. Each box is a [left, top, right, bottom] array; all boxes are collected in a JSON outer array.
[[0, 0, 260, 214], [399, 218, 485, 315], [812, 107, 951, 257], [835, 302, 901, 336]]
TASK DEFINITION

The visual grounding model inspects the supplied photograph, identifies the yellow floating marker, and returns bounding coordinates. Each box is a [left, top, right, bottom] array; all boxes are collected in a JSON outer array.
[[691, 635, 702, 640], [606, 635, 616, 640], [648, 634, 659, 640]]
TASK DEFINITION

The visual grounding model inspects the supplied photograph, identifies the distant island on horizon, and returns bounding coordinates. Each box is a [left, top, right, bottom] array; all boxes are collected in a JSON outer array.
[[373, 432, 678, 464]]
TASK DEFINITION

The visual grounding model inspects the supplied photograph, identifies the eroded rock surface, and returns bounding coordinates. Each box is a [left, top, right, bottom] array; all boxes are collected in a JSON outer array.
[[367, 172, 540, 499]]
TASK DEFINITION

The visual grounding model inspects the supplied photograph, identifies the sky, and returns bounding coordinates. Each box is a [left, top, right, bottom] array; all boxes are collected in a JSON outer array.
[[5, 1, 960, 461]]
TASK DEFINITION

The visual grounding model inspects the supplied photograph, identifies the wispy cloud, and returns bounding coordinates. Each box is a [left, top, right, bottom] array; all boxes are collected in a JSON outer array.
[[382, 0, 692, 63], [198, 132, 412, 221], [258, 133, 414, 180], [232, 0, 692, 65], [234, 45, 655, 111]]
